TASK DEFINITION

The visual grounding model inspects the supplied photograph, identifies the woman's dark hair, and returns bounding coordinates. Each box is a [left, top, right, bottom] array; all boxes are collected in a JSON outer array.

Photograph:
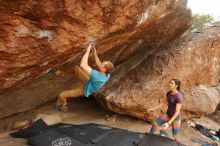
[[172, 79, 181, 91]]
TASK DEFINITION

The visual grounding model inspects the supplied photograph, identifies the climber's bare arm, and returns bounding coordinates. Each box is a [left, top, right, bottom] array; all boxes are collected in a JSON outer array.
[[93, 47, 102, 70], [80, 44, 92, 75]]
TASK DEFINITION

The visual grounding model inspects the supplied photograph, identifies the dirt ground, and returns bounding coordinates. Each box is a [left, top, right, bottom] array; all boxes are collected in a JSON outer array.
[[0, 97, 219, 146]]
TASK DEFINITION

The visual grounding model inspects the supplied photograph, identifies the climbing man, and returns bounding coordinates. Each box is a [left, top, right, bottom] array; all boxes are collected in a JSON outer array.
[[56, 44, 114, 112]]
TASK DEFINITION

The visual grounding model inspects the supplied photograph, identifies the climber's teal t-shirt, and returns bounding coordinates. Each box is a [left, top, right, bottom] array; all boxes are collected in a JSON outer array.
[[84, 69, 110, 97]]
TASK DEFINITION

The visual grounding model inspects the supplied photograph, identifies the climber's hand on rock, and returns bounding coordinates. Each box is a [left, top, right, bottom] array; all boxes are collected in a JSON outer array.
[[87, 43, 92, 50]]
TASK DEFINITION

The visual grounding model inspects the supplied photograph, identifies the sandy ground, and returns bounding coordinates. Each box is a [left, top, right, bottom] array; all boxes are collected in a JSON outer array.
[[0, 97, 219, 146]]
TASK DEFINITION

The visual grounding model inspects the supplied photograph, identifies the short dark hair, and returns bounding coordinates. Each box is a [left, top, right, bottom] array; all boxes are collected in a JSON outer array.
[[104, 61, 114, 74]]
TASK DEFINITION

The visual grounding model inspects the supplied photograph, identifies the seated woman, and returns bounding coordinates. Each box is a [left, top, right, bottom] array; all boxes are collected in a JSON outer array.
[[148, 79, 183, 142]]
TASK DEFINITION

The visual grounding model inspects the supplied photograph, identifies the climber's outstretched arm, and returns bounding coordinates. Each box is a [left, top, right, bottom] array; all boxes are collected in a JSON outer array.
[[80, 44, 92, 75], [93, 47, 102, 70]]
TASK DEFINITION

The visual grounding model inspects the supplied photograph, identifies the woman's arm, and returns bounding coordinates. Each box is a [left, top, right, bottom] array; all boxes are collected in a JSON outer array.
[[162, 103, 182, 129], [147, 103, 163, 112], [167, 103, 182, 125], [147, 97, 167, 112]]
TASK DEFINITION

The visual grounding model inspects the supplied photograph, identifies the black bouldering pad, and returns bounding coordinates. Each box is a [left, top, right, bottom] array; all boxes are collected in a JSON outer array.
[[138, 133, 185, 146], [10, 120, 185, 146]]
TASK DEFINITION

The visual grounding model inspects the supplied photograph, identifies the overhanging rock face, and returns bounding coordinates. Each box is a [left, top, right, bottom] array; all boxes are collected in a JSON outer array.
[[0, 0, 191, 91], [96, 24, 220, 121], [0, 0, 191, 118]]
